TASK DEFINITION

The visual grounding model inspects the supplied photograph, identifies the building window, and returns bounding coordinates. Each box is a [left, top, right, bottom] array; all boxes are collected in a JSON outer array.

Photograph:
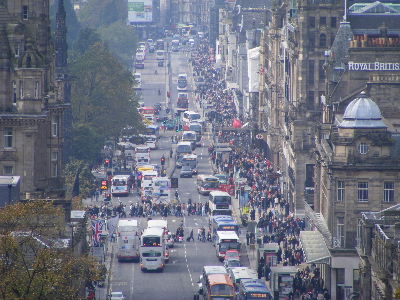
[[358, 143, 369, 154], [319, 34, 327, 48], [337, 181, 345, 202], [331, 17, 337, 28], [51, 116, 59, 137], [358, 182, 369, 202], [51, 152, 58, 177], [22, 5, 29, 20], [309, 16, 315, 28], [336, 217, 345, 247], [305, 164, 315, 187], [308, 60, 315, 84], [308, 34, 315, 52], [12, 81, 16, 103], [383, 181, 394, 202], [19, 80, 23, 99], [319, 60, 325, 80], [307, 91, 314, 109], [34, 81, 39, 99], [353, 269, 360, 293], [319, 16, 326, 26], [3, 166, 13, 175], [15, 43, 20, 57], [4, 128, 13, 148]]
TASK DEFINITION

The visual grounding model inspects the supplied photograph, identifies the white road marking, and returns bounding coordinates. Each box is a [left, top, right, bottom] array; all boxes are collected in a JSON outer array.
[[195, 222, 198, 226]]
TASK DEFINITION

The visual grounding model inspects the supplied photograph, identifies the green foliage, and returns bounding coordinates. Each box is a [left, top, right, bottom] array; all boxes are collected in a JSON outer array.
[[70, 43, 143, 163], [97, 20, 137, 66], [64, 159, 96, 198], [77, 0, 127, 28], [0, 202, 101, 300], [73, 27, 101, 55]]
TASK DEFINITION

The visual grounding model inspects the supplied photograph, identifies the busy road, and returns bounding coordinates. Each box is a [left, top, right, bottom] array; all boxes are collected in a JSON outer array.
[[105, 41, 245, 300]]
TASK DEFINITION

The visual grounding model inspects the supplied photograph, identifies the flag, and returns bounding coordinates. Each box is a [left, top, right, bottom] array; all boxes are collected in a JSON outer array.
[[92, 219, 105, 246]]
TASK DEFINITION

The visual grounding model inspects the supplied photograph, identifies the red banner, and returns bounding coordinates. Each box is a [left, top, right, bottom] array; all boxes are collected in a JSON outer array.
[[220, 184, 235, 196]]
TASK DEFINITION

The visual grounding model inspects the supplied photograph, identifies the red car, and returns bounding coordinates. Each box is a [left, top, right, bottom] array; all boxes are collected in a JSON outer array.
[[224, 249, 240, 261]]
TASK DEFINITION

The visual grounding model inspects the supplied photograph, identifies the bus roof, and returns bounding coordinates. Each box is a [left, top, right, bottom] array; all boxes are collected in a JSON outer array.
[[183, 131, 197, 135], [142, 227, 164, 236], [217, 231, 239, 240], [203, 266, 228, 276], [182, 154, 197, 159], [212, 215, 235, 222], [177, 141, 192, 146], [210, 191, 231, 197], [118, 219, 138, 227], [141, 106, 154, 110], [146, 124, 159, 129], [147, 220, 168, 229], [135, 146, 150, 150], [178, 73, 187, 77], [112, 175, 131, 180], [230, 267, 258, 283], [197, 174, 218, 180], [240, 279, 270, 293], [142, 170, 158, 176], [207, 274, 233, 286]]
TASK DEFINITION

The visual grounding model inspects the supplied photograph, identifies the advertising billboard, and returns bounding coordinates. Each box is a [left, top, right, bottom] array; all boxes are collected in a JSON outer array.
[[128, 0, 153, 23]]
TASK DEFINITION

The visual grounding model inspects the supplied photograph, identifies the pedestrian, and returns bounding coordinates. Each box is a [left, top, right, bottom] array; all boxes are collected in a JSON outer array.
[[246, 232, 250, 245], [187, 229, 194, 242]]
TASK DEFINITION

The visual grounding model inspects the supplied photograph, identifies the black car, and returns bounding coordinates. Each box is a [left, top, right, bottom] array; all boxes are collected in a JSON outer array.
[[180, 165, 193, 178]]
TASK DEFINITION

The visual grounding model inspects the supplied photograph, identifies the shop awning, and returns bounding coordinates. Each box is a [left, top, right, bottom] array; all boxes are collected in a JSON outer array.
[[299, 231, 331, 264]]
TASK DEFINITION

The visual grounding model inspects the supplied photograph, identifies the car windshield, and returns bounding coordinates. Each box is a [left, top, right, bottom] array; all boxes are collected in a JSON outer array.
[[182, 166, 191, 171], [227, 260, 240, 267]]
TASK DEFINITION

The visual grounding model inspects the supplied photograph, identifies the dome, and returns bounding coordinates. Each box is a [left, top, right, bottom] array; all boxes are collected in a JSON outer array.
[[339, 92, 387, 129]]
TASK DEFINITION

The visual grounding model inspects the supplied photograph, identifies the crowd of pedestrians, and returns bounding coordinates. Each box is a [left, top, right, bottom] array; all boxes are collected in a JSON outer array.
[[189, 37, 331, 300]]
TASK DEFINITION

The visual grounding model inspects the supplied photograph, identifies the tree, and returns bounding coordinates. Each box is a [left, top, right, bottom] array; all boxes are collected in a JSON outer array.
[[64, 159, 96, 198], [97, 20, 137, 66], [70, 42, 143, 163], [0, 202, 101, 300], [77, 0, 127, 29], [73, 27, 101, 55]]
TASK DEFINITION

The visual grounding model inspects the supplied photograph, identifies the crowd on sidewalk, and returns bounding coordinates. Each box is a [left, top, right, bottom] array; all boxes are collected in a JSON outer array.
[[190, 38, 331, 300]]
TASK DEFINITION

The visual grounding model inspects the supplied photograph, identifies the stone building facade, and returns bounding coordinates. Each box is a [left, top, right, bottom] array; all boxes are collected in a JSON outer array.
[[261, 0, 343, 215], [357, 204, 400, 300], [0, 0, 69, 198]]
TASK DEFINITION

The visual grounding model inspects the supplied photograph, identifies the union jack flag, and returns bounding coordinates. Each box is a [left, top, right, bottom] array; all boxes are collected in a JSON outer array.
[[92, 219, 105, 246]]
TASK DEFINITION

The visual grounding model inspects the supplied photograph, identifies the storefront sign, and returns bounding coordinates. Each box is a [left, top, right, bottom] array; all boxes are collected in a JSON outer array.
[[348, 61, 400, 71]]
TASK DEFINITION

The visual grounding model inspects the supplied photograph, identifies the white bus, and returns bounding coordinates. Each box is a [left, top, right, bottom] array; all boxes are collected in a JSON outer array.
[[152, 177, 171, 203], [181, 154, 198, 174], [135, 146, 150, 166], [182, 110, 201, 124], [177, 73, 188, 91], [140, 227, 166, 272], [116, 219, 140, 262], [156, 50, 165, 60], [145, 135, 158, 150], [111, 175, 131, 196], [142, 170, 158, 188], [215, 231, 240, 261], [209, 191, 232, 216]]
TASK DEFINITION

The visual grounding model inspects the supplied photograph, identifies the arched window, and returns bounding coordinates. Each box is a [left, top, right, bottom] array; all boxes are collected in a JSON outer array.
[[26, 55, 31, 68], [319, 34, 327, 48]]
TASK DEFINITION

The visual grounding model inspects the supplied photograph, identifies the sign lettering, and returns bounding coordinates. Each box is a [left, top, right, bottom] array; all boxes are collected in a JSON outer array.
[[348, 61, 400, 71]]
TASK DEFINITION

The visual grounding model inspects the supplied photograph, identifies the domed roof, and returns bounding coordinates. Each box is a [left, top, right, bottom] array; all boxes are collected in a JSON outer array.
[[339, 92, 387, 129]]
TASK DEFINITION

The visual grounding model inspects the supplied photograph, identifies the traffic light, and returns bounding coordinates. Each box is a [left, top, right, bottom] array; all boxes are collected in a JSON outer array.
[[104, 159, 110, 168], [101, 180, 108, 190]]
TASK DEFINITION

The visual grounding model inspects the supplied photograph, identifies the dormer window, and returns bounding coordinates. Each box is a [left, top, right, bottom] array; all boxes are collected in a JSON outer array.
[[358, 143, 369, 155], [22, 5, 29, 20]]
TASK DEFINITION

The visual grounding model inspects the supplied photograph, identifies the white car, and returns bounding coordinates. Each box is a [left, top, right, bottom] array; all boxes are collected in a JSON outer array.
[[110, 292, 126, 300]]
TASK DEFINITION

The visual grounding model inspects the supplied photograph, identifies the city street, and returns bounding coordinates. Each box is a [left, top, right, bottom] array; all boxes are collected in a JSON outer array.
[[101, 46, 247, 300]]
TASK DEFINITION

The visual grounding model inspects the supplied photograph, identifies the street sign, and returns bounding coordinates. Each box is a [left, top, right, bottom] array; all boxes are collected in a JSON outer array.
[[171, 177, 178, 188], [256, 134, 263, 140]]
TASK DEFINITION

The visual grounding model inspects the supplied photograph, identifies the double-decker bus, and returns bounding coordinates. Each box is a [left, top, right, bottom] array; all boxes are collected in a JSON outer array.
[[111, 175, 131, 196], [171, 39, 179, 52], [156, 39, 164, 50], [200, 273, 235, 300], [209, 191, 232, 216], [215, 231, 240, 261], [177, 73, 188, 91], [145, 125, 160, 138], [211, 216, 239, 236], [140, 227, 166, 272], [116, 219, 140, 262], [238, 279, 273, 300], [181, 154, 198, 174], [152, 177, 171, 203], [197, 175, 220, 195], [135, 52, 145, 69]]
